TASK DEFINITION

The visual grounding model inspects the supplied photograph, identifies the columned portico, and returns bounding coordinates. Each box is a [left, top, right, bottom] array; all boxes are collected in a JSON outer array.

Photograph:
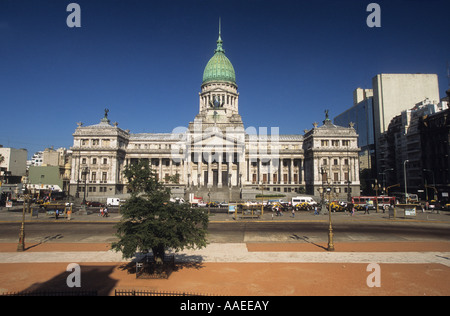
[[69, 24, 360, 203]]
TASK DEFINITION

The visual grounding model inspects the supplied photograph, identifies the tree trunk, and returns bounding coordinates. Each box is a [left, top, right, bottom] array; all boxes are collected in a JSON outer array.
[[152, 245, 165, 265]]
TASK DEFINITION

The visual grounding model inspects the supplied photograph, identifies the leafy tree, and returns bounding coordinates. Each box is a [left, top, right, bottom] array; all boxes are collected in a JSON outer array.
[[112, 160, 209, 263]]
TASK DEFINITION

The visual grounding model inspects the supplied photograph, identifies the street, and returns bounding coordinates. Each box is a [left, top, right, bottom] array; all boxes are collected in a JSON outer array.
[[0, 220, 449, 245]]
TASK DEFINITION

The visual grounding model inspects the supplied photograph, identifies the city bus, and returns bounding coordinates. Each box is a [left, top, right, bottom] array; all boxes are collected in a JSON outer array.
[[352, 196, 396, 210]]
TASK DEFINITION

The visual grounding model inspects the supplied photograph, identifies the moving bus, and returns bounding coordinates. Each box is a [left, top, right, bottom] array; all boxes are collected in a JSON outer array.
[[352, 196, 396, 209]]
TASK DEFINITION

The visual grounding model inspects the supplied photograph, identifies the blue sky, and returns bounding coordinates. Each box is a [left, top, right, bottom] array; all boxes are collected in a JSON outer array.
[[0, 0, 449, 158]]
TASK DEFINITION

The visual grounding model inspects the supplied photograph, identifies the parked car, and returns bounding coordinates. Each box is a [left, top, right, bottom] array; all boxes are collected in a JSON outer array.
[[86, 201, 104, 207]]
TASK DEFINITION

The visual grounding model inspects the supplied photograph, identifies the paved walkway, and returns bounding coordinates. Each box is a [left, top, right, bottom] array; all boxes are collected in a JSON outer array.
[[1, 207, 450, 296], [1, 242, 449, 266]]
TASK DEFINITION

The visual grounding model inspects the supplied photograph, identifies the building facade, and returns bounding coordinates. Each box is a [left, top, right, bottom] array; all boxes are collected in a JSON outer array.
[[27, 147, 73, 193], [69, 29, 360, 202], [418, 91, 450, 202], [334, 74, 441, 194], [0, 146, 27, 184], [378, 97, 449, 200]]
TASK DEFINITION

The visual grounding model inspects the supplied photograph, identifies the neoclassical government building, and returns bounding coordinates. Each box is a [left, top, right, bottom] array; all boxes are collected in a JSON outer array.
[[70, 29, 360, 202]]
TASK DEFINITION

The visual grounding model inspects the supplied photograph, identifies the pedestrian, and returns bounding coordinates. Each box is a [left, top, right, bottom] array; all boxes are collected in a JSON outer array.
[[291, 208, 295, 218], [55, 209, 59, 220], [314, 206, 319, 215], [364, 204, 369, 214], [103, 207, 108, 217], [351, 206, 355, 216], [99, 207, 104, 217], [67, 207, 72, 221]]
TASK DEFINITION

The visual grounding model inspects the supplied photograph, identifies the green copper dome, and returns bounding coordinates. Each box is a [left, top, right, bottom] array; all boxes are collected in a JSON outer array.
[[202, 32, 236, 85]]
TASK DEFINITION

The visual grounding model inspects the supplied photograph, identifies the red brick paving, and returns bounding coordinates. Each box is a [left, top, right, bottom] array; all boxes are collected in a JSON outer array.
[[0, 242, 449, 296]]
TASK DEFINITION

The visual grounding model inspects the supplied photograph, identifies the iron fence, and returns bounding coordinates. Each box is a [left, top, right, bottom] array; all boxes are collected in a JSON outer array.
[[114, 289, 209, 296]]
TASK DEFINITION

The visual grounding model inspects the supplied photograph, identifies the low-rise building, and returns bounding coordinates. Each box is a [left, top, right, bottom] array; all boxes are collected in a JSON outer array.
[[0, 146, 27, 184]]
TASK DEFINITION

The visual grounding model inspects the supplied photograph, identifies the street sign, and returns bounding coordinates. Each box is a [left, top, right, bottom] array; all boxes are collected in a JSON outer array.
[[405, 207, 416, 217]]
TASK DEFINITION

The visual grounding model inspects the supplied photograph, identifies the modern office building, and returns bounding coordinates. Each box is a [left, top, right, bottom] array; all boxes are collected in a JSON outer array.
[[379, 98, 448, 197], [334, 88, 375, 170], [335, 74, 441, 194]]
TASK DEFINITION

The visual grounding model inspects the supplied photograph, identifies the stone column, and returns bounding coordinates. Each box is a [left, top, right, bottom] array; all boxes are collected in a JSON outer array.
[[218, 154, 223, 188], [198, 152, 203, 186], [207, 153, 212, 187], [289, 158, 294, 184], [159, 158, 163, 182]]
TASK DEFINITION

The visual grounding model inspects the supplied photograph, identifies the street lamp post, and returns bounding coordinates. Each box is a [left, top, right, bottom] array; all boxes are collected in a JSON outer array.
[[208, 188, 211, 216], [326, 185, 335, 252], [423, 169, 436, 200], [228, 173, 232, 203], [82, 167, 89, 205], [372, 179, 379, 213], [17, 184, 29, 252], [403, 160, 409, 203], [346, 179, 352, 203], [319, 166, 327, 215], [259, 182, 265, 216], [380, 168, 394, 195]]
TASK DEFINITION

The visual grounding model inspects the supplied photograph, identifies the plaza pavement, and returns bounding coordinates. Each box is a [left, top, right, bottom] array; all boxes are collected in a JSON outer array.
[[1, 207, 449, 296], [1, 206, 450, 266], [0, 242, 449, 266]]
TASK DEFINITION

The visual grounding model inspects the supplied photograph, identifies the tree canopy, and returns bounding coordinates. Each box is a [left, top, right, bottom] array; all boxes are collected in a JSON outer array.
[[111, 160, 209, 261]]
